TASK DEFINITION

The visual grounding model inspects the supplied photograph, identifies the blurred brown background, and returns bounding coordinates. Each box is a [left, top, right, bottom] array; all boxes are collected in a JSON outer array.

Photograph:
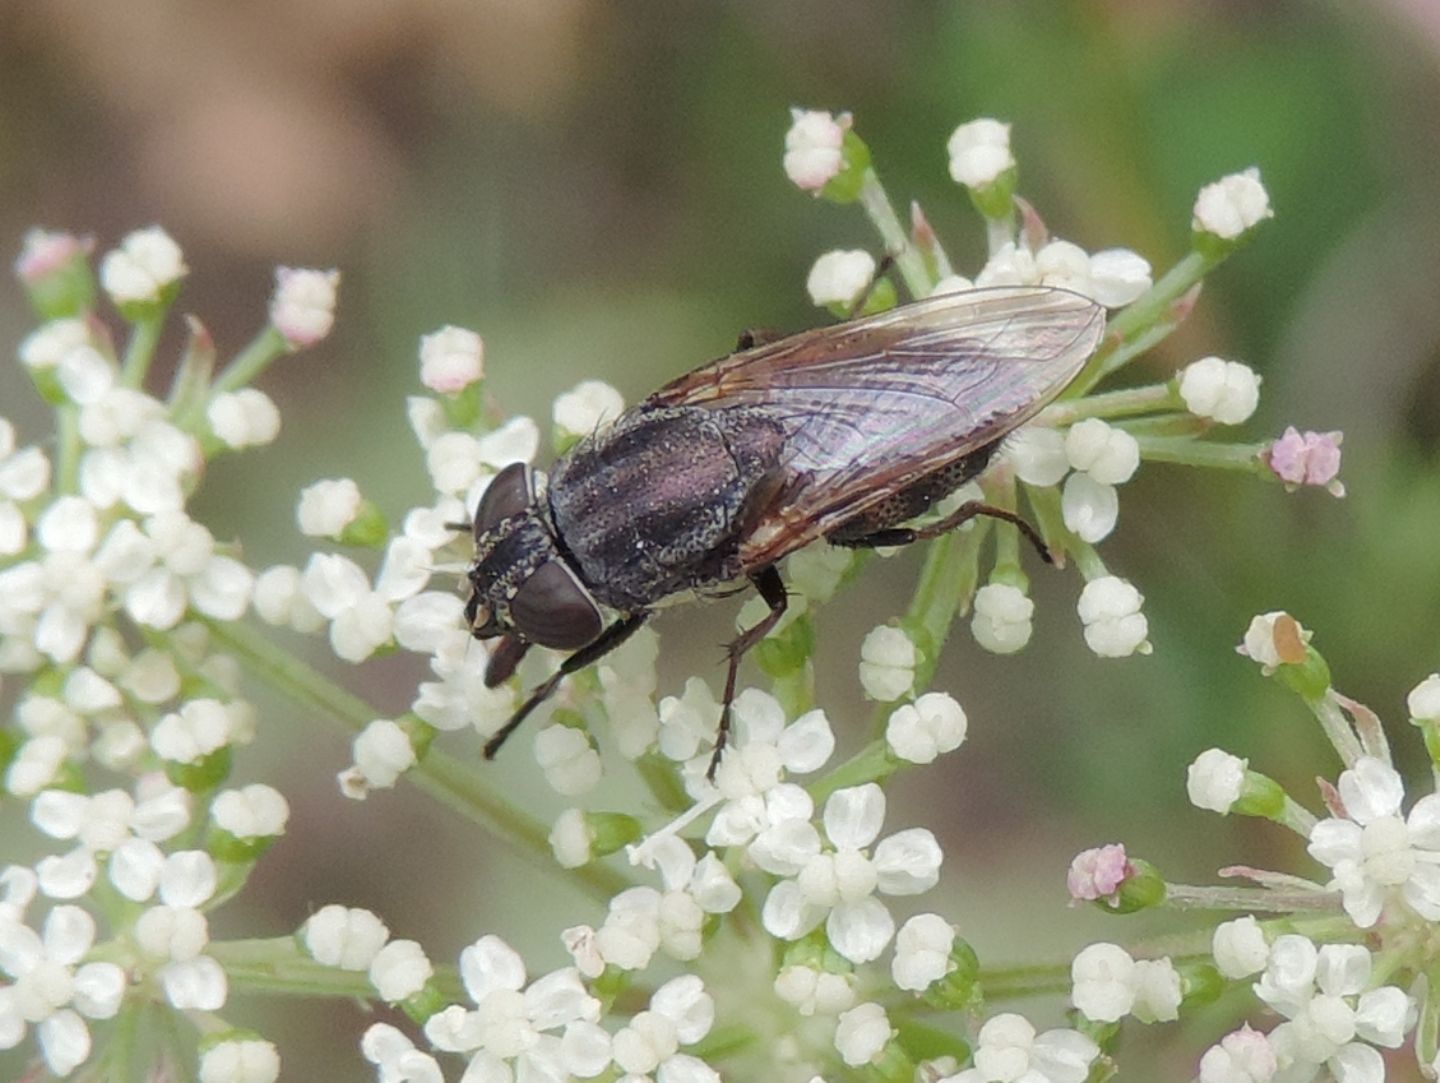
[[3, 2, 1440, 1078]]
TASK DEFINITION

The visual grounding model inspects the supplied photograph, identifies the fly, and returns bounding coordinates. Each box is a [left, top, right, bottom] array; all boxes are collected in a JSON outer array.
[[464, 285, 1106, 775]]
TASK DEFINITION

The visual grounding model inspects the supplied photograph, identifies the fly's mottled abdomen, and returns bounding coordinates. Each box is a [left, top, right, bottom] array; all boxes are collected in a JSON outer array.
[[547, 405, 786, 610]]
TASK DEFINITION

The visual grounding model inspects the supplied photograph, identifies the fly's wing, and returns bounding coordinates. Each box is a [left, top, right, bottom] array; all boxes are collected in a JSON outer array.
[[646, 285, 1105, 568]]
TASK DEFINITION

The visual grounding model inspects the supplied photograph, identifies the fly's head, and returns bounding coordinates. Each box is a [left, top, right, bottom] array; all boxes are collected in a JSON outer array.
[[466, 462, 604, 686]]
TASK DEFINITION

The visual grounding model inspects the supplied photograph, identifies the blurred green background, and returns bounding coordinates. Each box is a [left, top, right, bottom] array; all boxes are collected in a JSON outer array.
[[2, 2, 1439, 1078]]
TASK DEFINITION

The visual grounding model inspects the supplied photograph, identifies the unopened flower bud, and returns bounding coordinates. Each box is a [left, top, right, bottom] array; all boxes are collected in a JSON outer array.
[[100, 226, 187, 308], [419, 326, 484, 394], [1178, 357, 1261, 425], [1077, 577, 1150, 657], [270, 267, 340, 349], [807, 250, 876, 310], [1263, 427, 1344, 496], [784, 109, 850, 193], [858, 625, 917, 701], [1192, 167, 1273, 243]]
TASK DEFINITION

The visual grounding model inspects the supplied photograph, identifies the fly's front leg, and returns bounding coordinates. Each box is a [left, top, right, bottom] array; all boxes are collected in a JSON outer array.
[[833, 501, 1054, 564], [483, 611, 649, 760], [709, 566, 788, 781]]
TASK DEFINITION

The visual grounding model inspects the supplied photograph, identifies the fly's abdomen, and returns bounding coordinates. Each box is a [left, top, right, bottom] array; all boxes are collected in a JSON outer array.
[[547, 406, 783, 609]]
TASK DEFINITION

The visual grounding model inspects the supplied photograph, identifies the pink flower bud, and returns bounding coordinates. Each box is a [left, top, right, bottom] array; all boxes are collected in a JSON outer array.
[[14, 229, 92, 283], [1067, 843, 1133, 903], [1264, 426, 1344, 496]]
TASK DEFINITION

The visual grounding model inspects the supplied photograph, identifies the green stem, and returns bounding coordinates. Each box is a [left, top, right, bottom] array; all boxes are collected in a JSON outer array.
[[1162, 882, 1342, 913], [811, 739, 897, 804], [208, 936, 463, 1001], [1035, 384, 1176, 427], [55, 403, 81, 494], [857, 168, 932, 299], [120, 310, 166, 389], [1066, 250, 1215, 398], [204, 619, 633, 901], [1134, 436, 1267, 473], [979, 962, 1073, 1002]]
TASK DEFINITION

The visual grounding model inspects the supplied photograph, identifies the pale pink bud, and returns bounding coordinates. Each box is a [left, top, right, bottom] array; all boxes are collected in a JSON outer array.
[[1264, 427, 1344, 496], [1067, 844, 1133, 903]]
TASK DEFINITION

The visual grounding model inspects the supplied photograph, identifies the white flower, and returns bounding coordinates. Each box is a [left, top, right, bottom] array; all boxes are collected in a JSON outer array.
[[18, 318, 90, 371], [341, 719, 418, 798], [419, 326, 484, 393], [1178, 357, 1261, 425], [211, 784, 289, 839], [1306, 755, 1440, 927], [296, 478, 363, 537], [1407, 673, 1440, 721], [199, 1037, 281, 1083], [970, 583, 1034, 654], [421, 934, 600, 1076], [410, 631, 515, 736], [1065, 419, 1139, 485], [534, 725, 603, 796], [369, 939, 432, 1002], [1237, 611, 1310, 672], [553, 380, 624, 438], [700, 689, 833, 809], [1187, 748, 1247, 813], [362, 1023, 444, 1083], [1076, 577, 1149, 657], [930, 273, 975, 296], [207, 389, 281, 449], [1255, 937, 1411, 1077], [302, 905, 390, 970], [834, 1002, 892, 1067], [251, 565, 326, 634], [31, 783, 190, 898], [761, 783, 941, 964], [151, 698, 235, 764], [858, 624, 916, 701], [946, 118, 1013, 189], [774, 965, 855, 1016], [95, 512, 255, 630], [99, 226, 187, 305], [1004, 425, 1069, 486], [1071, 942, 1136, 1023], [1085, 248, 1153, 308], [807, 250, 876, 309], [1212, 917, 1269, 980], [300, 553, 394, 662], [0, 905, 125, 1076], [1129, 958, 1182, 1023], [886, 692, 967, 764], [892, 913, 956, 992], [606, 974, 716, 1081], [269, 267, 339, 349], [1061, 473, 1118, 542], [1197, 1025, 1276, 1083], [942, 1013, 1099, 1083], [1193, 168, 1273, 240], [784, 108, 849, 192]]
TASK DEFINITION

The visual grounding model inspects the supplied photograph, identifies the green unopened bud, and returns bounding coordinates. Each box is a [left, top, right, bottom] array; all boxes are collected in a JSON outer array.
[[818, 130, 873, 204], [1093, 857, 1166, 914], [208, 827, 277, 864], [337, 500, 390, 548], [1232, 769, 1288, 819], [165, 746, 233, 793], [15, 230, 95, 319], [399, 982, 447, 1026], [921, 937, 981, 1012], [1178, 961, 1224, 1009], [587, 812, 644, 858], [968, 169, 1018, 221]]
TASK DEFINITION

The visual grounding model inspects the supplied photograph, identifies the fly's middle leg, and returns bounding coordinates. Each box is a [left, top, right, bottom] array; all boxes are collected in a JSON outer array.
[[709, 565, 788, 781]]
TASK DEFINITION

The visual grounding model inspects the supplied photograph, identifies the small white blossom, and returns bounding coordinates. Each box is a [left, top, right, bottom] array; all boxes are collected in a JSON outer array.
[[302, 905, 390, 970], [1307, 755, 1440, 927], [606, 975, 716, 1080], [1407, 673, 1440, 721], [1212, 917, 1269, 980], [858, 625, 916, 701], [946, 118, 1013, 189], [553, 380, 624, 438], [1077, 577, 1149, 657], [886, 692, 967, 764], [1187, 748, 1247, 813], [296, 478, 363, 538], [774, 965, 855, 1016], [199, 1037, 282, 1083], [269, 267, 339, 348], [1197, 1025, 1276, 1083], [1179, 356, 1261, 425], [1193, 167, 1273, 240], [1061, 473, 1118, 542], [1086, 248, 1153, 308], [807, 250, 876, 309], [99, 226, 186, 305], [892, 913, 956, 992], [761, 783, 941, 964], [251, 565, 326, 634], [369, 939, 433, 1002], [834, 1002, 893, 1067], [535, 725, 603, 796], [784, 108, 849, 192], [1255, 937, 1411, 1078], [151, 698, 234, 764], [971, 583, 1034, 654], [1004, 425, 1069, 487], [1238, 611, 1310, 672], [1071, 942, 1136, 1023], [300, 553, 394, 662], [342, 719, 418, 798], [943, 1013, 1099, 1083], [207, 389, 281, 450], [700, 689, 834, 810], [0, 904, 126, 1076], [1065, 419, 1139, 485], [211, 784, 289, 839], [362, 1023, 443, 1083], [930, 273, 975, 296], [419, 326, 484, 393], [18, 318, 90, 371]]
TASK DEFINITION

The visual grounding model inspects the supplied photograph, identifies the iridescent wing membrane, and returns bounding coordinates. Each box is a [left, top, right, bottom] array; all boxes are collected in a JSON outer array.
[[645, 285, 1106, 567]]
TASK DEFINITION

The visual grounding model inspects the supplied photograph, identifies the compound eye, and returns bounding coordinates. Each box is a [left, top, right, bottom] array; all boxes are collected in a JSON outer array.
[[472, 462, 536, 540], [510, 561, 603, 650]]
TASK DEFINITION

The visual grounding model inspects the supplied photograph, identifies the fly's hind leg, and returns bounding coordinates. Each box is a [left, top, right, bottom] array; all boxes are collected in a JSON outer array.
[[709, 565, 788, 781], [833, 501, 1052, 564]]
